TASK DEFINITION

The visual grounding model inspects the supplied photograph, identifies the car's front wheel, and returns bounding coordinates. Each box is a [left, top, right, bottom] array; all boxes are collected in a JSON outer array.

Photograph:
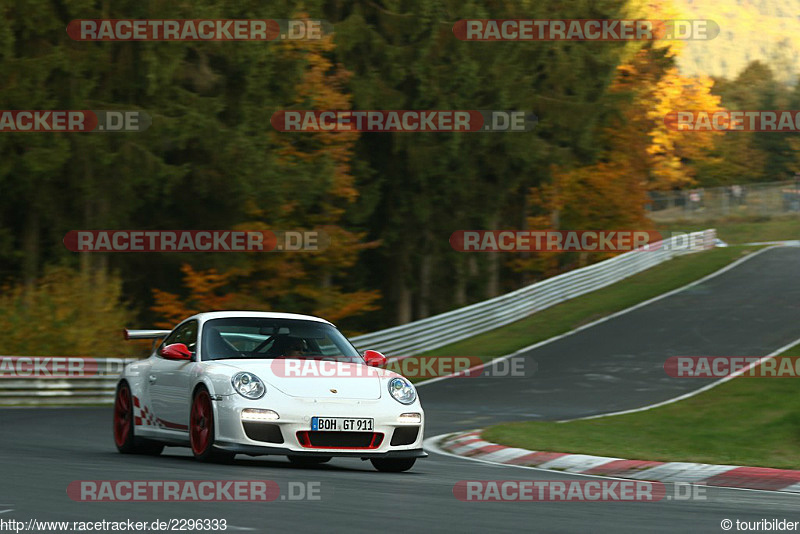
[[190, 387, 234, 463], [370, 458, 416, 472], [113, 382, 163, 456]]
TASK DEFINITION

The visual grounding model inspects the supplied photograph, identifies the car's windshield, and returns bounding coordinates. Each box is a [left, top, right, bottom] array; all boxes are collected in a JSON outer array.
[[201, 317, 363, 363]]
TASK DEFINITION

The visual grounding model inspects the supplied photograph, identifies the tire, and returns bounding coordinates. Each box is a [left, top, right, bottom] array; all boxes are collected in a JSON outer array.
[[113, 382, 164, 456], [138, 440, 165, 455], [190, 387, 234, 463], [370, 458, 416, 473], [288, 456, 332, 466]]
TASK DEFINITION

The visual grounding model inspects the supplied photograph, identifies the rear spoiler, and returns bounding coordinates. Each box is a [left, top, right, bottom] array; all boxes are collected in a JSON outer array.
[[124, 329, 171, 341]]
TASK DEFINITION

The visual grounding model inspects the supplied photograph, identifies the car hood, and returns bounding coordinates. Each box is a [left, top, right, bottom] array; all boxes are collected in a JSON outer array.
[[209, 359, 387, 400]]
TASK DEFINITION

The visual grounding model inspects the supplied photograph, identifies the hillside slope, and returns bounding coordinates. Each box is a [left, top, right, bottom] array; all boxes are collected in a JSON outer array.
[[673, 0, 800, 83]]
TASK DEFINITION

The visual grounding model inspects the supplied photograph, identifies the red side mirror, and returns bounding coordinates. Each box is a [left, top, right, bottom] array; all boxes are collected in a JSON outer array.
[[364, 350, 387, 367], [160, 343, 193, 361]]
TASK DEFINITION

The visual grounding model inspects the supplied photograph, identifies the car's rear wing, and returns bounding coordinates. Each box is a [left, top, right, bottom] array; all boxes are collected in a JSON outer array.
[[124, 329, 171, 340]]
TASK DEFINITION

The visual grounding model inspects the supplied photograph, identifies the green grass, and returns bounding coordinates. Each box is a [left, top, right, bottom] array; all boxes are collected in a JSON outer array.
[[421, 245, 762, 364], [657, 215, 800, 245], [482, 344, 800, 470]]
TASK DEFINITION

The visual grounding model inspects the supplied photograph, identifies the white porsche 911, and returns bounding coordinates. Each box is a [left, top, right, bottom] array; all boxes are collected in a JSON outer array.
[[114, 311, 426, 472]]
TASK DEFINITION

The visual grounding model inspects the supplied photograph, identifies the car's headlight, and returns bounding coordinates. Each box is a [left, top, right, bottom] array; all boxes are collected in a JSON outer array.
[[388, 377, 416, 405], [231, 372, 266, 400]]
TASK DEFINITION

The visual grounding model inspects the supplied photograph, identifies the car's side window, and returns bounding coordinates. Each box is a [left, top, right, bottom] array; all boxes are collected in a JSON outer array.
[[160, 320, 198, 356]]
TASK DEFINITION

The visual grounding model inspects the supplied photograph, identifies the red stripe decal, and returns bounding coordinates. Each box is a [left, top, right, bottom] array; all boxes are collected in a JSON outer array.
[[156, 417, 189, 431]]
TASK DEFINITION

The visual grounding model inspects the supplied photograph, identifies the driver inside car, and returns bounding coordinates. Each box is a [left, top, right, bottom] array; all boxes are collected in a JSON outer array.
[[268, 335, 308, 358], [285, 337, 307, 357]]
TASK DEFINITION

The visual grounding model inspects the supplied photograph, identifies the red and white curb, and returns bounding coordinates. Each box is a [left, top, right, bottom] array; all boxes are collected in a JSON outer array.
[[437, 430, 800, 493]]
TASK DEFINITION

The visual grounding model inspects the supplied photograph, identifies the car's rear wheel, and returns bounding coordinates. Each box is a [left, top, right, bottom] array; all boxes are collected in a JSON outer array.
[[190, 387, 234, 463], [287, 455, 332, 466], [113, 382, 163, 456], [370, 458, 416, 472]]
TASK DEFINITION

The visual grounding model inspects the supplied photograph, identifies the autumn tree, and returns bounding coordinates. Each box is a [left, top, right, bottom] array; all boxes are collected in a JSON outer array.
[[150, 23, 380, 329], [703, 62, 798, 185], [151, 265, 236, 329], [0, 267, 136, 357]]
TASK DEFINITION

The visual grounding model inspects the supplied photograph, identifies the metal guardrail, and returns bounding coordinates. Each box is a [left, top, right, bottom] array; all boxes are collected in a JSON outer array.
[[0, 359, 137, 406], [0, 230, 716, 405], [349, 230, 717, 356]]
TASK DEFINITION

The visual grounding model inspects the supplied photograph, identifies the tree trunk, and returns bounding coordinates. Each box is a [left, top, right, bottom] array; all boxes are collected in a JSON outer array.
[[520, 186, 532, 286], [392, 250, 413, 325], [80, 154, 93, 277], [453, 256, 466, 307], [485, 215, 500, 299], [95, 194, 110, 275], [417, 255, 431, 318], [22, 209, 40, 296], [486, 253, 499, 298], [396, 282, 412, 325]]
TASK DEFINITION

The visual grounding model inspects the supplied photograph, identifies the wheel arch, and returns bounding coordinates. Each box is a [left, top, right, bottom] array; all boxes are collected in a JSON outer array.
[[190, 379, 220, 441]]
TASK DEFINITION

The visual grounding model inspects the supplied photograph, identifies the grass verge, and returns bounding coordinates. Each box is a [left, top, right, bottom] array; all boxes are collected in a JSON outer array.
[[657, 215, 800, 245], [482, 343, 800, 470]]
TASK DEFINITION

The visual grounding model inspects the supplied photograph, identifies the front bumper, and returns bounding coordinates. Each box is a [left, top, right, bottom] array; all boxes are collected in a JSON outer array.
[[215, 442, 427, 459], [214, 394, 426, 458]]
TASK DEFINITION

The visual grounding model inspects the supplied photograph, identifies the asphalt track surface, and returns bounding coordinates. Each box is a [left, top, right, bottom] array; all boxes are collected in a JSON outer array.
[[1, 246, 799, 533]]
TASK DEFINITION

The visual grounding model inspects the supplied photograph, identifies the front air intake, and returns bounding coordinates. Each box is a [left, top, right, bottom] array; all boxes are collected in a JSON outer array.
[[390, 427, 419, 446], [243, 423, 284, 444], [296, 431, 383, 449]]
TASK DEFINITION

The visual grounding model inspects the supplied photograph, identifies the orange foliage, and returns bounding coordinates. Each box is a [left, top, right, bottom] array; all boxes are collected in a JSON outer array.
[[151, 265, 237, 328], [645, 69, 724, 189], [515, 25, 724, 273], [609, 50, 725, 191], [272, 16, 359, 207]]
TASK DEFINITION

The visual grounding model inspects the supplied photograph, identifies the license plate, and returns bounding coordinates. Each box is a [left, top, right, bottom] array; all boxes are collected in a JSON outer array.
[[311, 417, 374, 432]]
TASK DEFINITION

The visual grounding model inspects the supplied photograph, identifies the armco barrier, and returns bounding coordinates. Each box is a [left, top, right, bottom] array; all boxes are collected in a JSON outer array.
[[349, 230, 717, 356], [0, 230, 715, 405], [0, 358, 137, 406]]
